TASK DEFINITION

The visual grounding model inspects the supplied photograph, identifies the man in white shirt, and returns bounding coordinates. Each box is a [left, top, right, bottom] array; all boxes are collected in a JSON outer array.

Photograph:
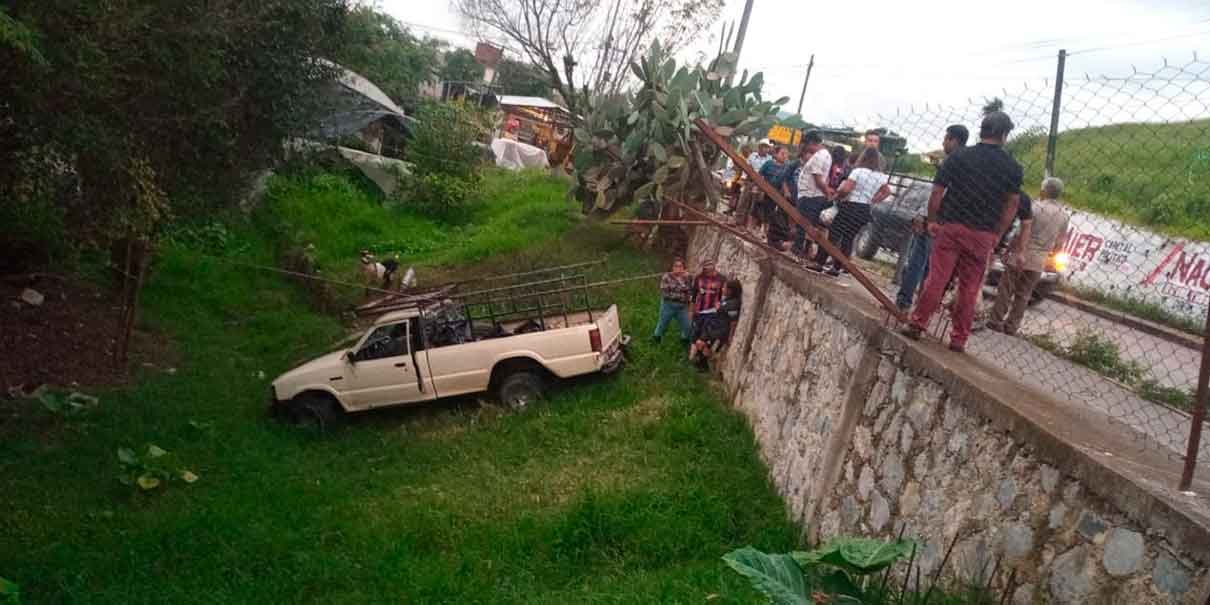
[[988, 177, 1070, 335], [747, 139, 772, 173], [791, 130, 833, 258]]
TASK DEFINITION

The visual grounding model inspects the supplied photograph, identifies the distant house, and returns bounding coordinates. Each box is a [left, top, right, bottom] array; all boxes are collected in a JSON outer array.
[[312, 61, 413, 157], [495, 95, 575, 166]]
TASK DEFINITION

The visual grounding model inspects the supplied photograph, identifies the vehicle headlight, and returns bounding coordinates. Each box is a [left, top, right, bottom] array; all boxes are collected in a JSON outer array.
[[1052, 252, 1069, 273]]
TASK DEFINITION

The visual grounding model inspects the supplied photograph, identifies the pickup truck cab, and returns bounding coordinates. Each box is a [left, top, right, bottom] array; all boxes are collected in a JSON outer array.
[[271, 300, 626, 429]]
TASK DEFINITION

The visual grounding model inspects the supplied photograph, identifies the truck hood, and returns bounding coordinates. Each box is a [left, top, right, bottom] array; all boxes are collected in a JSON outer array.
[[273, 349, 347, 388]]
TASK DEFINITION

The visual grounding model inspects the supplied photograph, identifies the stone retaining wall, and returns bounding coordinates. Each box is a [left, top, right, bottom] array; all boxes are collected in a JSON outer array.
[[687, 227, 1210, 604]]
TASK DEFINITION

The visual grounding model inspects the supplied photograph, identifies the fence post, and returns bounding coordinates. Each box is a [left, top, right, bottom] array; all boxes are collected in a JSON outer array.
[[1044, 49, 1067, 178], [1178, 303, 1210, 491]]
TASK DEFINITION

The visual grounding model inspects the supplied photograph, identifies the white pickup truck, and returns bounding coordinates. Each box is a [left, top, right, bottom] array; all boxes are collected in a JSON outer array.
[[270, 299, 626, 429]]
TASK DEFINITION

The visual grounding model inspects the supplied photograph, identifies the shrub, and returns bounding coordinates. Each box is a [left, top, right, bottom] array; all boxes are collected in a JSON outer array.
[[401, 171, 480, 221]]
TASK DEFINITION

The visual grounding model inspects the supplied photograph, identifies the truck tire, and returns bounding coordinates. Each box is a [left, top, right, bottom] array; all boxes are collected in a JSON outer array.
[[854, 224, 879, 260], [496, 371, 545, 411], [289, 393, 342, 434]]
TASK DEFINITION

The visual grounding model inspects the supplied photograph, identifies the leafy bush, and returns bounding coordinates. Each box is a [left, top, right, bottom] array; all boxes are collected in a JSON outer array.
[[399, 100, 489, 219], [0, 577, 19, 605], [163, 221, 252, 257]]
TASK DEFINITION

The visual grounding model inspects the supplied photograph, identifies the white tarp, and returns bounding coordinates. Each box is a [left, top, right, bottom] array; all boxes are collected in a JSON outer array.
[[490, 138, 549, 171], [337, 147, 411, 195]]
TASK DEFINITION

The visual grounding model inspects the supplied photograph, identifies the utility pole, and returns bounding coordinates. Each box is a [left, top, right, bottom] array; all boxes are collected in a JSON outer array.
[[796, 54, 815, 115], [727, 0, 755, 86], [1044, 48, 1067, 177]]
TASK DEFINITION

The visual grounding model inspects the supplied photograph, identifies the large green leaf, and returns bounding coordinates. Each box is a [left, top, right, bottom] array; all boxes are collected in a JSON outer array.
[[633, 182, 655, 203], [720, 109, 748, 126], [773, 96, 791, 106], [722, 547, 811, 605], [792, 538, 915, 575], [746, 72, 764, 94], [780, 115, 810, 130], [629, 60, 645, 81], [649, 141, 667, 162]]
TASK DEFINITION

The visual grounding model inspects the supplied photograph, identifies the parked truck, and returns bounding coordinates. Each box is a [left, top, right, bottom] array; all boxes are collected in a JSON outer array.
[[270, 273, 627, 429]]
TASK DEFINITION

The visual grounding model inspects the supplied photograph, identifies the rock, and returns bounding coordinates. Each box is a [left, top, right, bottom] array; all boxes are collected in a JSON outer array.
[[913, 451, 930, 478], [19, 288, 44, 306], [166, 367, 177, 375], [844, 342, 862, 370], [891, 371, 910, 404], [841, 496, 861, 529], [256, 370, 266, 380], [869, 490, 890, 532], [1040, 464, 1060, 494], [1049, 502, 1069, 530], [880, 452, 905, 495], [1049, 545, 1094, 602], [900, 481, 921, 516], [943, 398, 962, 430], [1001, 523, 1034, 560], [858, 465, 876, 501], [1101, 528, 1145, 577], [900, 422, 915, 453], [9, 300, 20, 311], [947, 431, 969, 456], [1012, 583, 1035, 605], [1152, 554, 1191, 596], [997, 478, 1018, 510], [853, 426, 872, 460], [1076, 511, 1107, 540]]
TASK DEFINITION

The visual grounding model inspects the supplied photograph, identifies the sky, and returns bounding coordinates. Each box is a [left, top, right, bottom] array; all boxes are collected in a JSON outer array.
[[381, 0, 1210, 143]]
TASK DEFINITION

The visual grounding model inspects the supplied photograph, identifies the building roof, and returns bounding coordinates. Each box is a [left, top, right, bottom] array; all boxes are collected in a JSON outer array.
[[497, 95, 568, 112]]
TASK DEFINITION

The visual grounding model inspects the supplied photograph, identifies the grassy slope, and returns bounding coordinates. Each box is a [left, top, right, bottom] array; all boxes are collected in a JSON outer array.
[[0, 170, 797, 604], [1009, 118, 1210, 240]]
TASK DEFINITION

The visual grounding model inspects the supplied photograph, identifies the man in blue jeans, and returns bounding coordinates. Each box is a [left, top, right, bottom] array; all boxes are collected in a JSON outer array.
[[792, 130, 834, 258], [896, 124, 969, 311]]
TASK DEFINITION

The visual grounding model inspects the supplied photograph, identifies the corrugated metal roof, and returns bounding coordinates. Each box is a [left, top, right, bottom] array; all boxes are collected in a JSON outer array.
[[497, 95, 568, 112]]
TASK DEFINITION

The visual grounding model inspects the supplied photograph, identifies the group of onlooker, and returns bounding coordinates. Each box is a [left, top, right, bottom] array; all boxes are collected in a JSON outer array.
[[715, 110, 1072, 356], [653, 258, 743, 370]]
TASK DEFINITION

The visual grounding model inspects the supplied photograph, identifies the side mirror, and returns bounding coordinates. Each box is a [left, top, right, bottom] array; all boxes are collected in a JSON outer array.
[[344, 350, 357, 364]]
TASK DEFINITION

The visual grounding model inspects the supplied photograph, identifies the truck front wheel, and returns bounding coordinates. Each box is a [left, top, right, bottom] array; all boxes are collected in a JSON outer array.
[[289, 393, 342, 434], [496, 371, 546, 411]]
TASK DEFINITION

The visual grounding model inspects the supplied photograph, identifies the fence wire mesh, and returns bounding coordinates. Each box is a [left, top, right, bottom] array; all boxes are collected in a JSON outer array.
[[718, 51, 1210, 479]]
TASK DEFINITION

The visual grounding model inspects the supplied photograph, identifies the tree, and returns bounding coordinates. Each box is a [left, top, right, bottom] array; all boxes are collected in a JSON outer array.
[[494, 58, 551, 97], [440, 48, 484, 83], [453, 0, 724, 121], [334, 6, 444, 107]]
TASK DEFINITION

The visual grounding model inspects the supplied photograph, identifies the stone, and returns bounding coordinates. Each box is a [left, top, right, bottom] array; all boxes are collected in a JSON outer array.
[[880, 452, 906, 495], [943, 398, 962, 430], [19, 288, 44, 306], [1076, 511, 1107, 540], [844, 460, 855, 483], [1049, 502, 1069, 530], [947, 431, 969, 456], [869, 490, 890, 532], [877, 358, 896, 381], [900, 481, 921, 516], [1040, 464, 1060, 494], [900, 422, 915, 453], [1049, 545, 1094, 603], [1101, 528, 1145, 577], [1152, 553, 1191, 596], [1063, 481, 1081, 503], [858, 465, 875, 501], [997, 478, 1018, 510], [1012, 583, 1035, 605], [905, 399, 934, 433], [891, 371, 910, 404], [841, 496, 861, 528], [1001, 523, 1034, 560], [844, 341, 863, 370], [853, 426, 872, 460], [913, 451, 930, 478]]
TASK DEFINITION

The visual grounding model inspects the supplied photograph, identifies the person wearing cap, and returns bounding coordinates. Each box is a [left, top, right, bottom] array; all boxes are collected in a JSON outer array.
[[900, 111, 1023, 353], [748, 140, 772, 173]]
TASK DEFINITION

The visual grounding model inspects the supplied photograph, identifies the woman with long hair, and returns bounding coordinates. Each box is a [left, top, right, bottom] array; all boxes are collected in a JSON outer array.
[[807, 147, 892, 276]]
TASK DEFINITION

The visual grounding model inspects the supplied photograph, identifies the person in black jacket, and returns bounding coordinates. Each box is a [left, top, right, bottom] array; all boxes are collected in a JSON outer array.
[[688, 279, 744, 371]]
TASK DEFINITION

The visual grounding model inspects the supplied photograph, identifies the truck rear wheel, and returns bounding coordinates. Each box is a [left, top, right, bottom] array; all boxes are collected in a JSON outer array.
[[496, 371, 545, 411]]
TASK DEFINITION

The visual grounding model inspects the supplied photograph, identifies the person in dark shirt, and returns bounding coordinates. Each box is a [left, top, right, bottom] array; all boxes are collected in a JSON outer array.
[[690, 260, 725, 317], [756, 146, 791, 236], [896, 124, 968, 311], [688, 279, 743, 370], [901, 111, 1023, 352]]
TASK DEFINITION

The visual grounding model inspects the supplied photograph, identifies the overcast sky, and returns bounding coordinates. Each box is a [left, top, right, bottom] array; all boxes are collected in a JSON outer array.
[[382, 0, 1210, 137]]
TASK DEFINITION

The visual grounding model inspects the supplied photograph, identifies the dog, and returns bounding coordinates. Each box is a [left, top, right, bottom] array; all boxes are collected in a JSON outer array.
[[360, 250, 399, 291]]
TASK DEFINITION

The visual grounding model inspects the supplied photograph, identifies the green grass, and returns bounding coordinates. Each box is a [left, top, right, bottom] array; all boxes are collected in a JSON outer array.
[[0, 176, 799, 603], [1060, 283, 1204, 336], [259, 167, 578, 277], [1008, 119, 1210, 241]]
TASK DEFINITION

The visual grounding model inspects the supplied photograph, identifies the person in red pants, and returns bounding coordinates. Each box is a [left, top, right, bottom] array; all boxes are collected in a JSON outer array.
[[900, 111, 1023, 352]]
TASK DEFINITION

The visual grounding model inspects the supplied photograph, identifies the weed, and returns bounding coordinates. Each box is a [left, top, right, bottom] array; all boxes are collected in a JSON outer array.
[[0, 577, 19, 605], [116, 444, 199, 491], [1061, 284, 1204, 337]]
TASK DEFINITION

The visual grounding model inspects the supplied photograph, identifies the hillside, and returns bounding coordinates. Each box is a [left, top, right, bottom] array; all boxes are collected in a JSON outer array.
[[1008, 118, 1210, 240]]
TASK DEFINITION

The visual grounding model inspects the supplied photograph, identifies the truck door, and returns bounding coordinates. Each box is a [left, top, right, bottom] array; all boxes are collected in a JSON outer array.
[[344, 321, 430, 410]]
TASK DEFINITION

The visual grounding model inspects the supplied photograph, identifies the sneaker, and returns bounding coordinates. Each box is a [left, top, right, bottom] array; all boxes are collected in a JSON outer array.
[[985, 321, 1004, 333], [896, 302, 911, 313], [825, 267, 842, 277], [899, 325, 923, 340], [803, 262, 825, 273]]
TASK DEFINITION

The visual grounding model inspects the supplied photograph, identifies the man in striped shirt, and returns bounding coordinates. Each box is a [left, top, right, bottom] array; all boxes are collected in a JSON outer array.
[[690, 260, 726, 317]]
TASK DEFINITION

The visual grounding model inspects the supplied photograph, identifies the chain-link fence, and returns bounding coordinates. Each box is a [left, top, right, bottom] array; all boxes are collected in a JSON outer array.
[[718, 51, 1210, 487]]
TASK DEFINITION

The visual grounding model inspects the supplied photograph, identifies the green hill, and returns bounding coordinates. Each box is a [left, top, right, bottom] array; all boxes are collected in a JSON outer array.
[[1006, 118, 1210, 240]]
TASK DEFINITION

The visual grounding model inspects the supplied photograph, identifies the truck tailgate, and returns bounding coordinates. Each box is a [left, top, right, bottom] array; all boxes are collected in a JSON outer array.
[[597, 305, 623, 355]]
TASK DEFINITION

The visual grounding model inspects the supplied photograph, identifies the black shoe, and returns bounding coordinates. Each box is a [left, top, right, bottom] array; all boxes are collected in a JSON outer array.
[[825, 267, 841, 277], [899, 325, 922, 340], [949, 342, 966, 353]]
